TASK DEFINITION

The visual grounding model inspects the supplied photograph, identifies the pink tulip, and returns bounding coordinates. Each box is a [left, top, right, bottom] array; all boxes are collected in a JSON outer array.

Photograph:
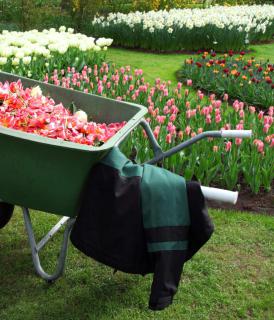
[[186, 79, 192, 86], [177, 82, 182, 90], [163, 106, 170, 114], [236, 123, 244, 130], [249, 106, 256, 113], [206, 114, 211, 124], [167, 122, 176, 135], [171, 105, 179, 114], [225, 141, 232, 152], [215, 114, 221, 123], [264, 116, 273, 125], [156, 115, 166, 124], [169, 114, 176, 122], [239, 110, 245, 118], [235, 138, 242, 145], [153, 126, 161, 139], [178, 130, 183, 140], [239, 102, 244, 110], [185, 126, 191, 136], [214, 100, 222, 108], [166, 133, 172, 144], [233, 100, 240, 112], [98, 85, 103, 94], [258, 111, 264, 120], [263, 124, 270, 133], [223, 93, 229, 101], [253, 139, 264, 153]]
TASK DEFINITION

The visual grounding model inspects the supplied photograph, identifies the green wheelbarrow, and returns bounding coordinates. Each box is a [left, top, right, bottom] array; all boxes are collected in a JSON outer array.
[[0, 71, 252, 282]]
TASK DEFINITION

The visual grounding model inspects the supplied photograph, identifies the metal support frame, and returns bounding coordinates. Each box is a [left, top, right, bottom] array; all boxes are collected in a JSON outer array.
[[22, 207, 75, 282], [140, 119, 221, 164]]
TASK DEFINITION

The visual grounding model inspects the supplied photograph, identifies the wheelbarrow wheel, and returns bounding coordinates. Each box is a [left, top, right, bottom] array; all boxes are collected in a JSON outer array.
[[0, 202, 14, 229]]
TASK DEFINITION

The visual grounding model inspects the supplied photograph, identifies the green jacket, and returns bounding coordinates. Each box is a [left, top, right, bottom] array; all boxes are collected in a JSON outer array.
[[71, 147, 214, 310]]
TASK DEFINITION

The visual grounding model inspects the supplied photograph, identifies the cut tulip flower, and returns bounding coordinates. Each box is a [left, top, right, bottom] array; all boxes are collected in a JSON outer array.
[[0, 81, 126, 146]]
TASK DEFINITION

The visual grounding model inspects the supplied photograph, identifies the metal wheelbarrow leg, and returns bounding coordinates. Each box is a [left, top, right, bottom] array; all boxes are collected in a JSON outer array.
[[22, 207, 75, 283]]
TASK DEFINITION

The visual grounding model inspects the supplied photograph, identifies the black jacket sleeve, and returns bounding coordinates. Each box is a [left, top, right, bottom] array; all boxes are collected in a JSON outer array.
[[148, 181, 214, 311]]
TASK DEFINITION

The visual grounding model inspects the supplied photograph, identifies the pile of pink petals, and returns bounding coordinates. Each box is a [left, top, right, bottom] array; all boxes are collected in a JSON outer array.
[[0, 80, 126, 146]]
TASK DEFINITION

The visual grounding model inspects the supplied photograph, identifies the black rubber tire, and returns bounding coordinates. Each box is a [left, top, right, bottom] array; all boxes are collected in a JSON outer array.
[[0, 202, 14, 229]]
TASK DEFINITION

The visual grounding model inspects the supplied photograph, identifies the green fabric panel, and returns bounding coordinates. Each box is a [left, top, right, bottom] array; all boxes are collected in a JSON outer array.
[[141, 164, 190, 228], [147, 240, 188, 252], [101, 147, 143, 177]]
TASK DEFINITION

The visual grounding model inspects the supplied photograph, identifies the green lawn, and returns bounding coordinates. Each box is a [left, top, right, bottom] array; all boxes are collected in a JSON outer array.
[[106, 43, 274, 84], [0, 208, 273, 320]]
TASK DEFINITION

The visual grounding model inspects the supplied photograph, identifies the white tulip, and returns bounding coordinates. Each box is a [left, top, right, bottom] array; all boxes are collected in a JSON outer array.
[[12, 57, 20, 66], [22, 56, 31, 65], [31, 86, 43, 98], [59, 26, 66, 32], [74, 110, 88, 123], [0, 57, 7, 65]]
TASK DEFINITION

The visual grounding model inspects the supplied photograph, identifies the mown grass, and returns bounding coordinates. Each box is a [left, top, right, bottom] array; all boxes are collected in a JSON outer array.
[[0, 208, 273, 320], [106, 43, 274, 84]]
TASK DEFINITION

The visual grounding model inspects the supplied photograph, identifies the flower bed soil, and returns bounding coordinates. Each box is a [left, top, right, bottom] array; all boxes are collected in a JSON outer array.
[[207, 188, 273, 215]]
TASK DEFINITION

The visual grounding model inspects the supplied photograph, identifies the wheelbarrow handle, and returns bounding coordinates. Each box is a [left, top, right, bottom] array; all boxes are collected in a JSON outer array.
[[201, 186, 238, 204], [140, 119, 252, 165], [220, 130, 252, 138]]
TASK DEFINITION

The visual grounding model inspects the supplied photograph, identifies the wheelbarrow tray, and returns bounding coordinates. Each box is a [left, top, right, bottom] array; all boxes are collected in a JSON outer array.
[[0, 72, 147, 217]]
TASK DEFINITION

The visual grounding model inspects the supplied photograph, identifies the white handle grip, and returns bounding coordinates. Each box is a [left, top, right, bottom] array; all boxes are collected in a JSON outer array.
[[220, 130, 252, 138], [201, 186, 238, 204]]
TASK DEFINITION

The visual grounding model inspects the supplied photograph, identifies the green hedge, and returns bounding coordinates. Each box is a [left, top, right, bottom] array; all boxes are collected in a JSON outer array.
[[0, 0, 272, 32]]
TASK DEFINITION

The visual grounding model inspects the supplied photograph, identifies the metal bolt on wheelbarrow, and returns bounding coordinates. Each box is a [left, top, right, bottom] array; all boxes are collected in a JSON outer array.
[[0, 72, 252, 282]]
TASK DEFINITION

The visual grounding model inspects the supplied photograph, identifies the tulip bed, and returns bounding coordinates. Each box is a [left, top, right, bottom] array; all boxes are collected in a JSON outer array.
[[177, 51, 274, 108], [0, 27, 113, 79], [43, 64, 274, 194], [88, 5, 274, 52]]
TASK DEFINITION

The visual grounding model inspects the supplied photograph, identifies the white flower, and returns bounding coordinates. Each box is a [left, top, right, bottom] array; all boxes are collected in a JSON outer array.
[[93, 45, 101, 51], [59, 26, 66, 32], [68, 28, 74, 34], [15, 51, 25, 59], [167, 28, 173, 34], [12, 57, 20, 66], [0, 57, 7, 65], [31, 86, 42, 98], [74, 110, 88, 123], [22, 56, 31, 65]]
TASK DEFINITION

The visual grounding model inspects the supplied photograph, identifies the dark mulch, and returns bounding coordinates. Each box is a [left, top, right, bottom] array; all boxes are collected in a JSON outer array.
[[207, 188, 273, 215]]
